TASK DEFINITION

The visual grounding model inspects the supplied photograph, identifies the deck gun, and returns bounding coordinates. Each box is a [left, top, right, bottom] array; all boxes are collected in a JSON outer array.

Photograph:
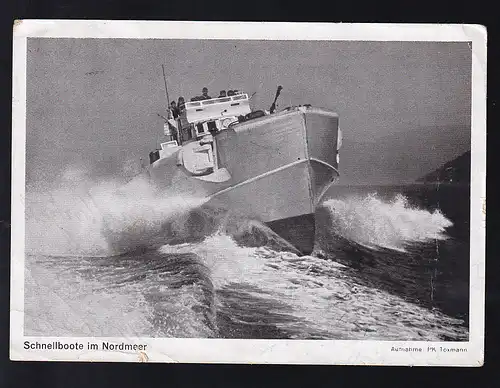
[[269, 85, 283, 114]]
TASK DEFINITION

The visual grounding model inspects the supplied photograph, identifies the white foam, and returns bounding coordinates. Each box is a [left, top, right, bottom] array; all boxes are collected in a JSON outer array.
[[322, 193, 453, 251], [25, 168, 466, 340], [25, 259, 153, 337], [159, 232, 466, 340], [26, 168, 207, 256]]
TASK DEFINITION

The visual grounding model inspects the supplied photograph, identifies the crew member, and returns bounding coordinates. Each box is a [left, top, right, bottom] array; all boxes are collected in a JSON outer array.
[[201, 87, 211, 100], [218, 90, 227, 98], [177, 96, 185, 111], [170, 101, 180, 119]]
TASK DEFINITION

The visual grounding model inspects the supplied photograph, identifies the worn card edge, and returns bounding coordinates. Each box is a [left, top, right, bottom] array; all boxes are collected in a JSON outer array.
[[10, 21, 486, 366]]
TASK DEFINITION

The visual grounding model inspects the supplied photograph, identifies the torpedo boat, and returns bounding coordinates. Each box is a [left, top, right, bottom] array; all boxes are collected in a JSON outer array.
[[146, 86, 342, 253]]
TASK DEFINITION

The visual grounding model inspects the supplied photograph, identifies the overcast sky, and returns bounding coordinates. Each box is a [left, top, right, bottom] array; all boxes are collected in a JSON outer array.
[[26, 38, 471, 185]]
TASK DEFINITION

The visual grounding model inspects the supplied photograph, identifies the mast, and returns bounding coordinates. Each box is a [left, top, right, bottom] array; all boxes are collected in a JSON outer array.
[[161, 64, 171, 116], [160, 65, 179, 143]]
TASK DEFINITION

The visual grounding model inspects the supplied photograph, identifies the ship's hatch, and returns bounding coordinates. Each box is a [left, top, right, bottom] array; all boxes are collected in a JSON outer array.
[[179, 135, 233, 182], [181, 138, 215, 176]]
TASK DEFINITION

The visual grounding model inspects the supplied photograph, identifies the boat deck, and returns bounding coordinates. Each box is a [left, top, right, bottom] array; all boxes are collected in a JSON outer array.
[[180, 139, 215, 176]]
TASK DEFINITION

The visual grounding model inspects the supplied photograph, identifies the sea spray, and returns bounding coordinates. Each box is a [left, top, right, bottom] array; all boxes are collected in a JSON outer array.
[[319, 193, 453, 251], [158, 232, 467, 340], [25, 259, 154, 336], [25, 167, 208, 256], [25, 181, 469, 340]]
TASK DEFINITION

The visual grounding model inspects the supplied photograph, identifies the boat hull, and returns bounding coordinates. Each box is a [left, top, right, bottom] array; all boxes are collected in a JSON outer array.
[[147, 107, 340, 254], [266, 213, 316, 255]]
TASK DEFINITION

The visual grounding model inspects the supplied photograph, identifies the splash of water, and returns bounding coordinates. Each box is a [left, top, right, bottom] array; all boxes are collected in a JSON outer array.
[[25, 258, 154, 337], [25, 167, 207, 256], [25, 166, 467, 340], [321, 193, 453, 251], [159, 232, 467, 340]]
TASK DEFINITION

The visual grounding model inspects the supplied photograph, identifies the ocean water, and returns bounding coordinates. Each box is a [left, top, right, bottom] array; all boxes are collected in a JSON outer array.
[[24, 172, 469, 341]]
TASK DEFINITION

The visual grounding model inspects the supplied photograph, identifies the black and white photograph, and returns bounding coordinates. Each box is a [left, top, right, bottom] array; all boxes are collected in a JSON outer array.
[[10, 21, 486, 365]]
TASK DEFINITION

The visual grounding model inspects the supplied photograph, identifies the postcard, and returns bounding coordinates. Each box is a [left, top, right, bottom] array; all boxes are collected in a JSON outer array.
[[11, 20, 486, 365]]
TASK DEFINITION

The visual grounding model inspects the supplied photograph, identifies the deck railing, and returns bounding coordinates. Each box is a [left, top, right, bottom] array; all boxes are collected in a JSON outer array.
[[179, 93, 251, 127], [183, 93, 248, 109]]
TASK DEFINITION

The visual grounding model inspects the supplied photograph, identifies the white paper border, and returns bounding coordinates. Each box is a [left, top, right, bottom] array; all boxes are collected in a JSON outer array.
[[11, 20, 487, 366]]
